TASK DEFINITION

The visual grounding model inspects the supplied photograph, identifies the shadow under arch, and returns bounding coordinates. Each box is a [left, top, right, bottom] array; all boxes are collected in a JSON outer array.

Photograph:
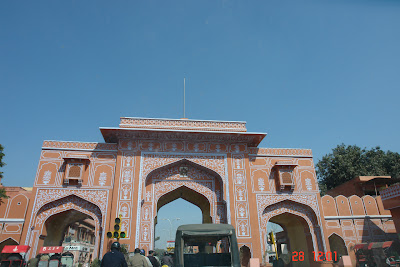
[[146, 157, 227, 225], [328, 233, 348, 262], [261, 200, 324, 266], [269, 212, 314, 267], [31, 195, 103, 259], [42, 209, 95, 247], [239, 245, 251, 267], [156, 185, 212, 224], [36, 192, 104, 216], [137, 158, 229, 250], [0, 237, 19, 260]]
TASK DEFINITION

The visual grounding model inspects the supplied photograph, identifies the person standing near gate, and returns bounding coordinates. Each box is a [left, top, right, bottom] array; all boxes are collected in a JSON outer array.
[[27, 255, 40, 267], [129, 248, 151, 267], [147, 250, 160, 267], [101, 242, 128, 267], [161, 252, 173, 267]]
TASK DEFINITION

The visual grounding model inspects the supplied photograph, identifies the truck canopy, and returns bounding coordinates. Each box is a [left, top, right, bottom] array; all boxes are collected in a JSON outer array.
[[174, 224, 240, 267], [176, 224, 236, 236]]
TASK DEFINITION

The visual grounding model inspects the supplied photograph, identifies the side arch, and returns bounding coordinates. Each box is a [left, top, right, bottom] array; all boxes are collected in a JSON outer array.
[[27, 195, 103, 260], [328, 233, 348, 261], [0, 237, 19, 259], [0, 237, 19, 246], [24, 189, 109, 258], [239, 245, 251, 267], [259, 200, 324, 255], [31, 190, 108, 217]]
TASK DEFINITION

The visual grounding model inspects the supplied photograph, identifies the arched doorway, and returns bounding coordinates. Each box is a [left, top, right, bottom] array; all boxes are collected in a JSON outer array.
[[260, 200, 324, 267], [137, 159, 227, 250], [156, 186, 212, 224], [43, 210, 93, 246], [27, 195, 103, 260], [0, 238, 19, 260], [239, 245, 251, 267], [43, 210, 96, 266], [328, 234, 348, 262], [154, 198, 202, 250], [267, 213, 314, 267]]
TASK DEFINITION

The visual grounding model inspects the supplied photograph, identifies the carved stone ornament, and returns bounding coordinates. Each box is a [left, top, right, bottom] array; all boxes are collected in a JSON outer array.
[[179, 166, 189, 177]]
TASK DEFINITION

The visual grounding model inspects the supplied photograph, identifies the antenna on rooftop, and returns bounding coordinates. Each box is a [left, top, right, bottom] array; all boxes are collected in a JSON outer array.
[[183, 77, 186, 119]]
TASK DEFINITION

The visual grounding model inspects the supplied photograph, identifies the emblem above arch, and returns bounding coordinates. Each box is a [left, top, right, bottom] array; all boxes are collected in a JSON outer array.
[[135, 153, 230, 249]]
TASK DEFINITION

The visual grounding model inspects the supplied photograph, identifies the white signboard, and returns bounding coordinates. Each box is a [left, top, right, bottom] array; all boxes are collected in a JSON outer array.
[[64, 246, 81, 251]]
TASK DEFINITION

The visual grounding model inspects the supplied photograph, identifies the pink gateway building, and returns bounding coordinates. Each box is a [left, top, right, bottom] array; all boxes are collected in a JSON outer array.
[[0, 117, 398, 266]]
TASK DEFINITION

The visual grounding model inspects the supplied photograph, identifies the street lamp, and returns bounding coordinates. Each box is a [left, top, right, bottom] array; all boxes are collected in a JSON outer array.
[[161, 228, 170, 247], [162, 218, 180, 240]]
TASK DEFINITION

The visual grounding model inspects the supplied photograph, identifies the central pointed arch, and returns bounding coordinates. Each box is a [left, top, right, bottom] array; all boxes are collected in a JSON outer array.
[[156, 186, 212, 224], [136, 157, 227, 250], [145, 159, 225, 190]]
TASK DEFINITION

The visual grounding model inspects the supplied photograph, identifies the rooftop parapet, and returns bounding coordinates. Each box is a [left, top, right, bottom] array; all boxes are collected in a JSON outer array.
[[119, 117, 247, 132], [381, 183, 400, 201]]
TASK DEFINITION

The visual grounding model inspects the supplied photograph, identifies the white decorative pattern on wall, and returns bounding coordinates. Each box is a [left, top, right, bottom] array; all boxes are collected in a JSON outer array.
[[25, 192, 108, 260], [232, 154, 251, 238], [43, 171, 52, 185], [136, 154, 228, 249], [116, 150, 135, 239], [256, 198, 323, 255]]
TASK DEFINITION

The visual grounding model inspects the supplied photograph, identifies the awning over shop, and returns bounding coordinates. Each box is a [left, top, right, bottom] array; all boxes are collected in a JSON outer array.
[[354, 243, 368, 250], [2, 245, 30, 254], [367, 241, 394, 250], [383, 241, 393, 248], [39, 246, 64, 254]]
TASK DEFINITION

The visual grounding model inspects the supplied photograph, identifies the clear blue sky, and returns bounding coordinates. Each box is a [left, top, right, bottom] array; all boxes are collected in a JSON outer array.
[[1, 0, 400, 246], [155, 199, 202, 249]]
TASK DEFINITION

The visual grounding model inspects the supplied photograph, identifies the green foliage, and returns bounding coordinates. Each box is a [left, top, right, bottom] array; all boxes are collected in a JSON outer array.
[[0, 144, 5, 179], [0, 145, 7, 202], [0, 188, 8, 203], [316, 144, 400, 192], [90, 258, 101, 267]]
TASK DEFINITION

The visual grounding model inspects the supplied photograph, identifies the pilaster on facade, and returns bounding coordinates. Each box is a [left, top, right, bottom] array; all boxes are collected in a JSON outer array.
[[9, 116, 397, 266]]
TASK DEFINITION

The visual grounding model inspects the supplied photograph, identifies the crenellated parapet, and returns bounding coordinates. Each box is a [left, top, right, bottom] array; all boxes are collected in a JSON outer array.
[[321, 194, 396, 253], [119, 117, 247, 132], [249, 147, 313, 157], [42, 141, 117, 151]]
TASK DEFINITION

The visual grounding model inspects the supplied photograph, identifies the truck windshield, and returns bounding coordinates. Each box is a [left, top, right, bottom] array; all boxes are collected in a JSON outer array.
[[182, 235, 232, 267]]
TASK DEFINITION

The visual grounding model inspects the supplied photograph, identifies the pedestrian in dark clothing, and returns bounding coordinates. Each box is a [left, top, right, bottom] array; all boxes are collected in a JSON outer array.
[[101, 242, 128, 267], [161, 252, 173, 267], [27, 255, 40, 267], [147, 250, 160, 267]]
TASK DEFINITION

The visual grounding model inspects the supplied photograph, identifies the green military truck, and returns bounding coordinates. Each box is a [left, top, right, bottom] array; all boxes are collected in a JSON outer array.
[[173, 224, 240, 267]]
